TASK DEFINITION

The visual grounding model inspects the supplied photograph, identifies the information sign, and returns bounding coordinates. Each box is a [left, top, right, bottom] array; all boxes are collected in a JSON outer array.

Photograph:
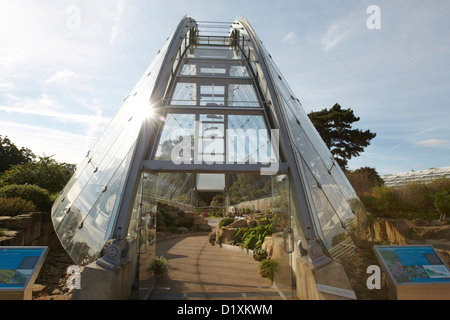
[[374, 245, 450, 285], [0, 247, 48, 292]]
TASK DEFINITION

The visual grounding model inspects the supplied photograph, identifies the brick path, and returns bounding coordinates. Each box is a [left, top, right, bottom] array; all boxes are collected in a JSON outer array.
[[149, 233, 281, 300]]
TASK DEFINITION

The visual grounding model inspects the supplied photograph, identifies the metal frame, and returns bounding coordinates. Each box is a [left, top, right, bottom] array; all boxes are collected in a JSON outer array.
[[99, 16, 326, 270], [236, 19, 318, 243], [98, 18, 199, 269]]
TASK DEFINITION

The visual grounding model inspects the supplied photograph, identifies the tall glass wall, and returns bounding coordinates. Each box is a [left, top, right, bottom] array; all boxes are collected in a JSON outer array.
[[237, 21, 367, 260], [51, 33, 175, 265]]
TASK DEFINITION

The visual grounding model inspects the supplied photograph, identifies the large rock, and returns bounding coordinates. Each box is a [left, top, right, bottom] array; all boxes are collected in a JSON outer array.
[[229, 219, 248, 228], [219, 227, 238, 244]]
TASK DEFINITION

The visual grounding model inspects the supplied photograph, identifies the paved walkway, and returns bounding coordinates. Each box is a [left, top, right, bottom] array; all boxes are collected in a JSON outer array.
[[149, 232, 281, 300]]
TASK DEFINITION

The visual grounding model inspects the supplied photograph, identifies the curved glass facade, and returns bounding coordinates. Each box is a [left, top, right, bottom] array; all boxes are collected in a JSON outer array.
[[51, 17, 367, 270], [51, 31, 176, 265]]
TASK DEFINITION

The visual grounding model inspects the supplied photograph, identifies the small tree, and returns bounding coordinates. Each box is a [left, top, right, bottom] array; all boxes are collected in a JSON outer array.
[[434, 191, 450, 221], [0, 135, 35, 173], [346, 167, 384, 196]]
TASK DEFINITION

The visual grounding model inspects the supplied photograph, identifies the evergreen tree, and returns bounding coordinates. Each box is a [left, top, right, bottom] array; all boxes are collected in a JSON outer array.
[[308, 103, 376, 169]]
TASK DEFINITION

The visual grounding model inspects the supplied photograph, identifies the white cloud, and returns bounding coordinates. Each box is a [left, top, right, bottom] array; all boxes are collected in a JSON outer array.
[[46, 70, 87, 84], [417, 139, 447, 147], [0, 119, 96, 165], [0, 80, 15, 92], [0, 1, 120, 78], [321, 21, 353, 52], [110, 0, 125, 45], [282, 31, 298, 45]]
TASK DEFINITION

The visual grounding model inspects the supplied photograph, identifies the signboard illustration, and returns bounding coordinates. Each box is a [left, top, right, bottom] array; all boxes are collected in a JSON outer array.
[[0, 247, 48, 291], [374, 245, 450, 285]]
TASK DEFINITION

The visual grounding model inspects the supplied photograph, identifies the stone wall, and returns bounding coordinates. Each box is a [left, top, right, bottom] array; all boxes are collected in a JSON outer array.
[[0, 212, 60, 248], [369, 218, 450, 244]]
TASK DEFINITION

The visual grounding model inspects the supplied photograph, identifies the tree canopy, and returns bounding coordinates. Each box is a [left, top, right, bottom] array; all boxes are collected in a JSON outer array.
[[0, 156, 76, 194], [0, 135, 35, 173], [308, 103, 376, 169]]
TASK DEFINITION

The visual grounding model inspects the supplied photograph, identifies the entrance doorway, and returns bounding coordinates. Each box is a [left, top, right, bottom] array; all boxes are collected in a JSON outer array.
[[131, 172, 295, 300]]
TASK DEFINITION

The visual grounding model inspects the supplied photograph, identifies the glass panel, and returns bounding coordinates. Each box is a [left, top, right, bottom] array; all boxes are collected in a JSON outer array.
[[148, 173, 193, 205], [196, 173, 225, 191], [227, 84, 260, 107], [186, 45, 244, 60], [170, 82, 259, 107], [60, 143, 136, 265], [228, 174, 271, 205], [227, 173, 294, 298], [154, 114, 195, 161], [227, 115, 274, 164], [51, 31, 175, 265], [129, 172, 158, 299], [180, 61, 250, 78], [256, 44, 362, 257]]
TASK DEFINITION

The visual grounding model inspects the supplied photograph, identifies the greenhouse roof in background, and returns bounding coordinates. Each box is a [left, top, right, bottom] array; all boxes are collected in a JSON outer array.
[[383, 166, 450, 188]]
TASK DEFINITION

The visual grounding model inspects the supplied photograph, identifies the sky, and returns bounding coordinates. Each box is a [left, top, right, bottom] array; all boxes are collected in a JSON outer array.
[[0, 0, 449, 176]]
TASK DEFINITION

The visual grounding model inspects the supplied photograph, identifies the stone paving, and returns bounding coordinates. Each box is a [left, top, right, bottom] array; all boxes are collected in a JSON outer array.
[[149, 231, 281, 300]]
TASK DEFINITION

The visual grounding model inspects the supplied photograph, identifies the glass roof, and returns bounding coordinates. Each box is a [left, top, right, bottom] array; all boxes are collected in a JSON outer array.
[[383, 166, 450, 188], [51, 17, 367, 266]]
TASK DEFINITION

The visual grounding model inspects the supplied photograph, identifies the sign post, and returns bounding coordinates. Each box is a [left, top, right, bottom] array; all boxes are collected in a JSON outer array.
[[373, 245, 450, 300], [0, 246, 49, 300]]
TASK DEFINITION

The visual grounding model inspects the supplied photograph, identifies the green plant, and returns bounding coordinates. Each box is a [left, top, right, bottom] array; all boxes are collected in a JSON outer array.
[[218, 217, 234, 228], [235, 223, 273, 250], [371, 185, 399, 213], [434, 191, 450, 220], [259, 259, 279, 281], [0, 156, 75, 194], [253, 247, 268, 262], [0, 184, 52, 212], [0, 197, 37, 216], [148, 256, 169, 277], [397, 182, 434, 211]]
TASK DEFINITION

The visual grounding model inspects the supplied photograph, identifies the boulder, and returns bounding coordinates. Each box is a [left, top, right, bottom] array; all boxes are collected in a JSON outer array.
[[229, 219, 247, 228], [246, 219, 258, 228], [220, 227, 238, 244], [261, 236, 274, 258], [177, 227, 189, 234]]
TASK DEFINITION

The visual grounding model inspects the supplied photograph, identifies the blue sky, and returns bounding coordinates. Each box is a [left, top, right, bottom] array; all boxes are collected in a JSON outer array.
[[0, 0, 449, 176]]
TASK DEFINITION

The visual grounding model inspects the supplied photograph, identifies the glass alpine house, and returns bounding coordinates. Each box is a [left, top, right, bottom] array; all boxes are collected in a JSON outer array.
[[51, 17, 368, 300]]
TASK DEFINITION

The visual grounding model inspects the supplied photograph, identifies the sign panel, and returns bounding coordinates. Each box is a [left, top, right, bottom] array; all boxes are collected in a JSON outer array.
[[0, 247, 48, 291], [374, 245, 450, 285]]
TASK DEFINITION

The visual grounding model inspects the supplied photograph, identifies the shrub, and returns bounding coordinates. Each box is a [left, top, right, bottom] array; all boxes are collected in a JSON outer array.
[[0, 184, 52, 212], [428, 178, 450, 194], [434, 191, 450, 218], [397, 182, 434, 212], [345, 167, 384, 197], [148, 256, 169, 277], [253, 247, 268, 262], [0, 197, 37, 216], [259, 259, 279, 281], [360, 194, 379, 211], [371, 186, 398, 213], [218, 217, 235, 228]]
